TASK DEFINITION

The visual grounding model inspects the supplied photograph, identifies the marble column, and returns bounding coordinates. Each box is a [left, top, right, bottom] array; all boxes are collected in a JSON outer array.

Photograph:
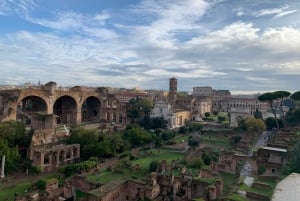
[[1, 155, 5, 179]]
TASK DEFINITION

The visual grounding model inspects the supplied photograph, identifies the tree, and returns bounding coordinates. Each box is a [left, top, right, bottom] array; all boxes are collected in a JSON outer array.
[[291, 91, 300, 101], [127, 97, 153, 124], [286, 108, 300, 125], [254, 108, 263, 119], [218, 116, 226, 122], [258, 91, 290, 128], [0, 139, 20, 172], [188, 133, 201, 147], [0, 120, 25, 146], [291, 90, 300, 110], [149, 160, 159, 172], [265, 117, 284, 130], [273, 91, 291, 123], [205, 112, 210, 118], [244, 117, 266, 133], [123, 125, 153, 146], [66, 127, 99, 147], [282, 140, 300, 176], [213, 111, 219, 116]]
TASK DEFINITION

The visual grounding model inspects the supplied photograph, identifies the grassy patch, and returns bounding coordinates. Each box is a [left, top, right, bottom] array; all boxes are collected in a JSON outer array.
[[132, 149, 184, 169], [200, 135, 231, 147], [219, 172, 237, 194], [174, 134, 189, 144], [0, 181, 32, 201], [226, 193, 248, 201], [86, 149, 185, 185], [86, 170, 128, 184], [239, 183, 273, 197]]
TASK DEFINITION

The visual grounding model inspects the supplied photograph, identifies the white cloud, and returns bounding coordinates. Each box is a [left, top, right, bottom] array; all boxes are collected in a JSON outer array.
[[255, 5, 297, 19], [274, 9, 297, 18], [26, 10, 117, 40], [261, 27, 300, 52], [256, 5, 289, 17], [0, 0, 36, 16], [129, 0, 209, 47], [186, 22, 259, 48]]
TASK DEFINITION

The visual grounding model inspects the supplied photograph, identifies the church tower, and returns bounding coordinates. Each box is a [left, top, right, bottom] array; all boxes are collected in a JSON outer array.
[[168, 77, 177, 106]]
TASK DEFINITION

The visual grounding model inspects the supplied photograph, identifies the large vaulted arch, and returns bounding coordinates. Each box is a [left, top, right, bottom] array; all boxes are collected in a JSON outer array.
[[53, 96, 77, 125], [81, 96, 101, 122], [17, 96, 48, 124]]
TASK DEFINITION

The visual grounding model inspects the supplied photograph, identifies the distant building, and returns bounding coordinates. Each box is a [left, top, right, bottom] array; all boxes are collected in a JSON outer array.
[[193, 86, 213, 97], [150, 100, 190, 129], [151, 78, 191, 128], [213, 97, 268, 116]]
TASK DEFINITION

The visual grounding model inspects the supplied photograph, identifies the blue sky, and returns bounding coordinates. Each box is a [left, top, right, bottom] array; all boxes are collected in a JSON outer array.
[[0, 0, 300, 93]]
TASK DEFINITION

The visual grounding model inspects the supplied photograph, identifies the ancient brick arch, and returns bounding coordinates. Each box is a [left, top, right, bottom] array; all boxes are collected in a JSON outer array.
[[53, 95, 78, 125], [81, 96, 102, 123], [0, 85, 128, 127], [16, 95, 48, 124]]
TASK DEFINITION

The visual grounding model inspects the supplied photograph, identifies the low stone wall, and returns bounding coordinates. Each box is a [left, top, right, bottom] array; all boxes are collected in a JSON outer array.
[[247, 191, 270, 201], [252, 182, 272, 190]]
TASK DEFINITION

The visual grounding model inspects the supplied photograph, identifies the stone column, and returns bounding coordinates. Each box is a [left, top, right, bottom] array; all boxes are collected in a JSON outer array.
[[75, 105, 82, 125], [1, 155, 5, 179], [209, 186, 216, 200], [40, 153, 45, 172]]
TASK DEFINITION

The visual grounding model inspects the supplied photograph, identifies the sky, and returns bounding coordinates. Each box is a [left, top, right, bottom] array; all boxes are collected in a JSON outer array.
[[0, 0, 300, 94]]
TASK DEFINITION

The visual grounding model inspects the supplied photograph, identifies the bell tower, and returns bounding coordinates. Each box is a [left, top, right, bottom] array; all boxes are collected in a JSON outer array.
[[168, 77, 177, 106]]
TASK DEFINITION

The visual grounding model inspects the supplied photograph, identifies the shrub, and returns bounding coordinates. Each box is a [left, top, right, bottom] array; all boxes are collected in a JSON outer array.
[[36, 179, 46, 190], [149, 160, 159, 172], [258, 166, 266, 175], [186, 157, 203, 169]]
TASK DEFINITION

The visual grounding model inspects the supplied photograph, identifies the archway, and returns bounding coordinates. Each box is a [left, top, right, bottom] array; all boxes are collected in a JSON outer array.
[[17, 96, 48, 125], [81, 96, 101, 122], [53, 96, 77, 125]]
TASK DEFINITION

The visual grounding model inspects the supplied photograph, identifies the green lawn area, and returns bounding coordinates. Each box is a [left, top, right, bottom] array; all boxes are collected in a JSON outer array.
[[87, 149, 185, 185], [219, 172, 237, 194], [239, 182, 273, 197], [0, 181, 32, 201], [86, 170, 129, 184], [174, 134, 189, 144], [132, 149, 184, 169], [226, 193, 248, 201], [200, 135, 231, 147]]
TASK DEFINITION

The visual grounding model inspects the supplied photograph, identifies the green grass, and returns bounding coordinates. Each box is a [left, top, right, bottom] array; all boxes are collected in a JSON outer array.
[[132, 149, 184, 169], [200, 135, 231, 147], [174, 134, 189, 144], [0, 181, 32, 201], [86, 149, 185, 185], [226, 193, 248, 201], [86, 170, 128, 184], [219, 172, 237, 194], [239, 183, 273, 197]]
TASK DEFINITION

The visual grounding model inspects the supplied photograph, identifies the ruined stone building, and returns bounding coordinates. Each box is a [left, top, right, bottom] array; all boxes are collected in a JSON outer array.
[[0, 81, 128, 127], [0, 81, 132, 171]]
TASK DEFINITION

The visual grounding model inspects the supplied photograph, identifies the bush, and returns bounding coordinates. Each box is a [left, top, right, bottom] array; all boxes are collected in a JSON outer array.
[[218, 116, 226, 122], [149, 160, 159, 172], [186, 157, 203, 169], [258, 166, 266, 175], [36, 179, 46, 190], [213, 111, 219, 116], [205, 112, 210, 118]]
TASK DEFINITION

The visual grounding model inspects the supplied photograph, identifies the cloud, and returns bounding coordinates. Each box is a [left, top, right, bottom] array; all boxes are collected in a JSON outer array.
[[0, 0, 36, 16], [26, 10, 118, 40], [1, 0, 300, 92], [274, 9, 297, 18], [255, 4, 297, 18]]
